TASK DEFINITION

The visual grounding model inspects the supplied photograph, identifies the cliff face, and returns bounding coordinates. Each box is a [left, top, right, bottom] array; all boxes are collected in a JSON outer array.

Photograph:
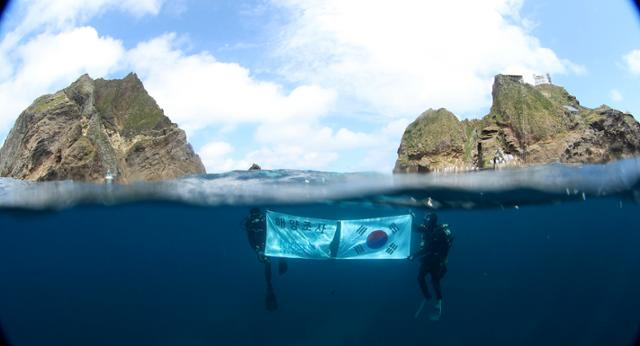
[[0, 73, 205, 183], [394, 74, 640, 173]]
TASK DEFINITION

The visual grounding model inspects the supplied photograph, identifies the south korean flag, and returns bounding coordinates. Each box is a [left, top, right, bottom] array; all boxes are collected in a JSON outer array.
[[337, 215, 412, 259]]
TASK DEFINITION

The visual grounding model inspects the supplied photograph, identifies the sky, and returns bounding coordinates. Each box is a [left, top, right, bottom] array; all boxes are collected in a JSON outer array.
[[0, 0, 638, 173]]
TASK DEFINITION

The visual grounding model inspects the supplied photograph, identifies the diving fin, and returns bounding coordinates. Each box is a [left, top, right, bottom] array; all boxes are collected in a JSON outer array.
[[414, 299, 426, 319], [428, 300, 442, 321], [265, 289, 278, 312]]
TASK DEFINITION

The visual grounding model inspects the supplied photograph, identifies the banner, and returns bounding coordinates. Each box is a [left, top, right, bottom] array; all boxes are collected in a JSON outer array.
[[265, 211, 412, 260], [265, 211, 338, 259], [337, 215, 412, 259]]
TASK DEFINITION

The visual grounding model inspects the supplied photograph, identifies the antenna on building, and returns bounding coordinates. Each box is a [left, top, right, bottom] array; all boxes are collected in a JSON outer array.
[[533, 73, 551, 86]]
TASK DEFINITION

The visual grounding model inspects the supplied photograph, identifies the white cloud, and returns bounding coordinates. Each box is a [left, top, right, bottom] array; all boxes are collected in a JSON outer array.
[[272, 0, 585, 117], [254, 122, 378, 150], [624, 49, 640, 75], [126, 34, 337, 134], [196, 122, 382, 172], [0, 0, 160, 140], [10, 0, 163, 33], [236, 122, 379, 171], [223, 118, 410, 172], [16, 27, 124, 88], [198, 141, 250, 172], [610, 89, 623, 102], [0, 27, 124, 136], [245, 145, 339, 171], [196, 119, 408, 172]]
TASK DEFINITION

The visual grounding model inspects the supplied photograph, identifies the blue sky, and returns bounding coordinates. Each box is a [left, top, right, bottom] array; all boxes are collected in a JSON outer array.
[[0, 0, 639, 173]]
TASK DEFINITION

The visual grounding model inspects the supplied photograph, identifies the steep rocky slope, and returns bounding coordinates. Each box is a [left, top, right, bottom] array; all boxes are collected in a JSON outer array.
[[394, 74, 640, 173], [0, 73, 205, 183]]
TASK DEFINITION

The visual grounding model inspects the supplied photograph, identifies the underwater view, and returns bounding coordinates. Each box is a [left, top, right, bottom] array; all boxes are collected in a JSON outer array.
[[1, 159, 639, 346]]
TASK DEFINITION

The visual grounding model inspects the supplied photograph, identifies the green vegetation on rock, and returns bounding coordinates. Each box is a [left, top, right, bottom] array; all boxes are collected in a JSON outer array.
[[27, 92, 69, 114], [489, 75, 570, 143], [394, 74, 640, 173], [401, 108, 465, 153], [0, 73, 205, 183], [94, 73, 168, 137]]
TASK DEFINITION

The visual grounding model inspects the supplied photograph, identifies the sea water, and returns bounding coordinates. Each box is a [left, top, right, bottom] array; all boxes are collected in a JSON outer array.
[[0, 160, 639, 346]]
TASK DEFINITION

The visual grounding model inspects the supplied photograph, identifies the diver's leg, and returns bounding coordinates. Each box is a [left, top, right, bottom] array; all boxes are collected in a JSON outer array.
[[428, 271, 443, 321], [417, 262, 432, 300], [264, 260, 273, 290], [264, 260, 278, 311], [431, 264, 447, 300], [431, 272, 443, 301]]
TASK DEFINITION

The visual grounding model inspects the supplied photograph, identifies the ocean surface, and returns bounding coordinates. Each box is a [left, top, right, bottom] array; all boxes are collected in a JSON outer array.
[[1, 159, 640, 346]]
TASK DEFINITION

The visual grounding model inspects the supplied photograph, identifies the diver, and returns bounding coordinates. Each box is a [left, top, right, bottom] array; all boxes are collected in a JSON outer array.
[[410, 212, 454, 320], [245, 207, 288, 311]]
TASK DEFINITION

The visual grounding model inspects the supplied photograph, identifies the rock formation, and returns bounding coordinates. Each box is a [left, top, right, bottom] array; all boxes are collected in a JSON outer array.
[[394, 74, 640, 173], [0, 73, 205, 183]]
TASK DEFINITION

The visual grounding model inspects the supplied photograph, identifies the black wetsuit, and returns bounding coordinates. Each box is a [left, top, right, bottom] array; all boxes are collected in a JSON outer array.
[[246, 213, 267, 258], [245, 212, 287, 311], [415, 224, 453, 300], [245, 213, 273, 290]]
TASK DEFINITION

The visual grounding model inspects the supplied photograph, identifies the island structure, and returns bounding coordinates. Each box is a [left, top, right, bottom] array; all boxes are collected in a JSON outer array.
[[0, 73, 205, 183], [394, 74, 640, 173]]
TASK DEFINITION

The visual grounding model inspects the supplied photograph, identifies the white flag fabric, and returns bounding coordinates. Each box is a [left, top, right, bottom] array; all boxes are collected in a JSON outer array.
[[265, 211, 338, 259], [337, 215, 412, 259], [265, 211, 412, 260]]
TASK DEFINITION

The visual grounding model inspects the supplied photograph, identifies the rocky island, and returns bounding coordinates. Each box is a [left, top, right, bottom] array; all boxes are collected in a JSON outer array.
[[0, 73, 205, 183], [394, 74, 640, 173]]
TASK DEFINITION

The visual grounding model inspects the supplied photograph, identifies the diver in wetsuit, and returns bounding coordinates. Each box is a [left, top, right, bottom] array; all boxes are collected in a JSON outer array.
[[245, 208, 288, 311], [411, 212, 453, 318]]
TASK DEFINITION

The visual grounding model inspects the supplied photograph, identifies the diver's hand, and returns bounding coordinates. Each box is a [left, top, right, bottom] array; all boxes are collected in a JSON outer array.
[[256, 251, 268, 263]]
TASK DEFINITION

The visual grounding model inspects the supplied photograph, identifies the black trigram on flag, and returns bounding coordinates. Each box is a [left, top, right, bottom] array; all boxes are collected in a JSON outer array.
[[386, 242, 398, 255], [353, 244, 365, 255], [355, 225, 367, 236], [389, 223, 400, 234]]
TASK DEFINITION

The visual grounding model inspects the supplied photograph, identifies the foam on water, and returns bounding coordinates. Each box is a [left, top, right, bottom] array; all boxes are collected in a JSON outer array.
[[1, 158, 639, 210]]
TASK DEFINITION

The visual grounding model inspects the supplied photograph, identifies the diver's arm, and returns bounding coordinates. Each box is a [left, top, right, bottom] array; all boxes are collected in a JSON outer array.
[[411, 246, 429, 259]]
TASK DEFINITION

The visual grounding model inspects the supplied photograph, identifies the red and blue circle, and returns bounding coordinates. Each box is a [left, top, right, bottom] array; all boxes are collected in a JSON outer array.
[[366, 230, 388, 249]]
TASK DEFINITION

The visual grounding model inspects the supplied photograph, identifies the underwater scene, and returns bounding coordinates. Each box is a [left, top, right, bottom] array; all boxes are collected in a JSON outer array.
[[1, 159, 640, 346]]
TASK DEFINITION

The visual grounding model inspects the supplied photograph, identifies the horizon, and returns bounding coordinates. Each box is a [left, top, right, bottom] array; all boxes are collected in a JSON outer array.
[[0, 0, 639, 173]]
